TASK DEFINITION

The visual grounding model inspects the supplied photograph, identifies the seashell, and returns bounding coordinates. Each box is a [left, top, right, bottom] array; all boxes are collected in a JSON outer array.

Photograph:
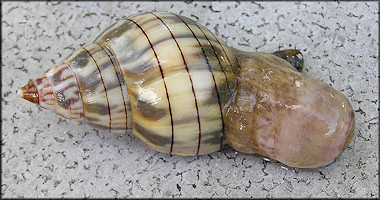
[[17, 12, 355, 168]]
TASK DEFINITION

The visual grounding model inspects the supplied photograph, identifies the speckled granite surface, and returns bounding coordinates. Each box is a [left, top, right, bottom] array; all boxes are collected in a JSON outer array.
[[1, 2, 378, 198]]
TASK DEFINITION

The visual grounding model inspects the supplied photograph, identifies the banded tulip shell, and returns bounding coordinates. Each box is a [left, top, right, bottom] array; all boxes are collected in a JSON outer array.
[[18, 12, 355, 168]]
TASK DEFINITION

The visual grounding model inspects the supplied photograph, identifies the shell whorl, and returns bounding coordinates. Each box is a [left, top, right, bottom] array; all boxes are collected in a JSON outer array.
[[18, 63, 84, 120], [19, 12, 239, 156]]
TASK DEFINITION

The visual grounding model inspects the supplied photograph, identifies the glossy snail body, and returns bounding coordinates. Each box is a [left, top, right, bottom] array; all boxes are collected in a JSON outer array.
[[18, 12, 355, 168]]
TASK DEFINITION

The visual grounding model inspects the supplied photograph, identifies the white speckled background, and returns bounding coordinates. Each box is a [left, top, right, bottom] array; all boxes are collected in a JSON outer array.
[[1, 2, 378, 198]]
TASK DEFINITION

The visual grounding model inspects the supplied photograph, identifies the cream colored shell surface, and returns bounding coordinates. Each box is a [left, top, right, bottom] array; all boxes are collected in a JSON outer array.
[[59, 12, 239, 156]]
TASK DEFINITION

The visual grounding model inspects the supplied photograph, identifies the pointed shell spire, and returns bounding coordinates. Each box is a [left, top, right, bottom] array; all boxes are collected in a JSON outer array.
[[17, 81, 39, 104], [18, 63, 84, 120]]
